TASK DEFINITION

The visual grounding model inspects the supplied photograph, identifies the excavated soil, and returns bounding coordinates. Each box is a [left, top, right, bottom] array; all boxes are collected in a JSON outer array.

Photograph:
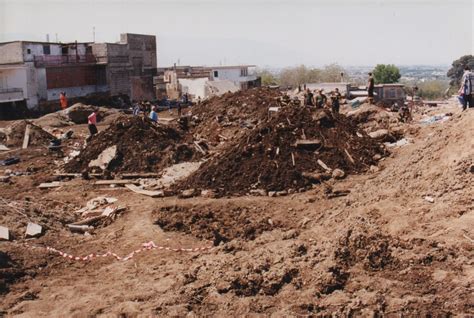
[[1, 121, 55, 147], [179, 107, 387, 195], [189, 87, 281, 144], [64, 116, 200, 173], [0, 101, 472, 316]]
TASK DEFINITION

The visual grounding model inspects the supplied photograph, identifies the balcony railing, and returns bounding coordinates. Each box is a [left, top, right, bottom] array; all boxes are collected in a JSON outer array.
[[34, 54, 97, 67]]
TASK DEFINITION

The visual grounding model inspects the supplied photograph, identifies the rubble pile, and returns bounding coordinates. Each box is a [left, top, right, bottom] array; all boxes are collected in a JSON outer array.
[[64, 116, 200, 173], [189, 87, 281, 143], [178, 106, 387, 195], [1, 120, 55, 147]]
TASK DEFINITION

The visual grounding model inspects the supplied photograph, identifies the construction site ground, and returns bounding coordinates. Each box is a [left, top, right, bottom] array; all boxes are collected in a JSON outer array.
[[0, 98, 473, 316]]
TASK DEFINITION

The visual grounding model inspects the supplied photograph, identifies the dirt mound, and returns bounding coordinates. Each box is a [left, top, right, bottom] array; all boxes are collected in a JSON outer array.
[[1, 121, 55, 147], [190, 87, 281, 143], [64, 103, 121, 124], [64, 116, 200, 173], [178, 107, 387, 195]]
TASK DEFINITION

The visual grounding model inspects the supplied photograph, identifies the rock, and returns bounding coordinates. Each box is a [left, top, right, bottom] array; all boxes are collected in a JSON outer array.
[[424, 196, 435, 203], [332, 169, 345, 179], [276, 190, 288, 196], [300, 217, 311, 228], [250, 189, 267, 196], [268, 191, 277, 197], [179, 189, 198, 199], [368, 129, 389, 139], [0, 226, 9, 240], [369, 165, 380, 173], [201, 189, 217, 198], [268, 218, 274, 226], [0, 176, 10, 182], [302, 172, 331, 182], [25, 223, 43, 238], [469, 165, 474, 173], [373, 154, 382, 161]]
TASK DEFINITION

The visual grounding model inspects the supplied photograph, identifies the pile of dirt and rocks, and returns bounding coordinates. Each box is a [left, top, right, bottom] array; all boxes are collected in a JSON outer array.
[[0, 121, 55, 147], [189, 87, 282, 144], [64, 116, 200, 173], [178, 106, 387, 195]]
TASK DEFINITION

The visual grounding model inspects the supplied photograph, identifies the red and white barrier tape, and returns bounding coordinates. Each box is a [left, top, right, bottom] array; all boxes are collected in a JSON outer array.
[[20, 240, 213, 262]]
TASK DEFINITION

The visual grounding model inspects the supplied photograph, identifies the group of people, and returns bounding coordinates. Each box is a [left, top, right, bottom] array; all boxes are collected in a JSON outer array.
[[303, 87, 342, 113]]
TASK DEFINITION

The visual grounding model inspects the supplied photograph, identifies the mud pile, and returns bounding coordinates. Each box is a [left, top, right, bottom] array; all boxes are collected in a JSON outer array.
[[190, 87, 281, 143], [1, 120, 55, 147], [179, 107, 387, 195], [64, 116, 200, 173]]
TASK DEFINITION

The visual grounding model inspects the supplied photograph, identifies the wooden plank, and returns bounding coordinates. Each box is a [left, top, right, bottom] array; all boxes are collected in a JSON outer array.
[[22, 124, 31, 149], [54, 173, 81, 178], [125, 184, 164, 197], [94, 179, 139, 185], [295, 139, 321, 148], [121, 173, 159, 179], [317, 159, 332, 172], [38, 181, 62, 189], [194, 141, 206, 155], [291, 152, 295, 166]]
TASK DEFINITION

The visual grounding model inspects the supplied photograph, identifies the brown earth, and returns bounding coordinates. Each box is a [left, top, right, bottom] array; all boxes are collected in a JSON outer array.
[[1, 121, 55, 148], [63, 115, 200, 174], [178, 106, 387, 195], [0, 101, 472, 316]]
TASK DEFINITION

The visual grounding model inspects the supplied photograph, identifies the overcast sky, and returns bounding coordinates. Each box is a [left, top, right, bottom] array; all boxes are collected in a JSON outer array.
[[0, 0, 472, 68]]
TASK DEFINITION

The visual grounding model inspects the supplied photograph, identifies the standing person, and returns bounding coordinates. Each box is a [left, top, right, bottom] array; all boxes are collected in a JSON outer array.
[[87, 109, 98, 139], [331, 88, 342, 113], [304, 88, 314, 106], [315, 89, 327, 108], [132, 102, 140, 116], [367, 72, 375, 104], [459, 66, 473, 110], [149, 106, 158, 122], [59, 92, 68, 110], [177, 103, 182, 118]]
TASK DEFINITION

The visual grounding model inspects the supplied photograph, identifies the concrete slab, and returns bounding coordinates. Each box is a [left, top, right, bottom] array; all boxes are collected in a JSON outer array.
[[26, 222, 43, 238], [0, 225, 9, 240]]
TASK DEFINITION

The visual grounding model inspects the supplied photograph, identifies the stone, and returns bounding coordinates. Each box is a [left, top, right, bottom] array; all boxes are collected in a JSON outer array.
[[250, 189, 267, 196], [424, 196, 435, 203], [300, 217, 311, 228], [373, 154, 382, 161], [332, 169, 345, 179], [88, 145, 117, 170], [26, 222, 43, 238], [368, 129, 389, 139], [179, 189, 197, 199], [369, 165, 380, 173], [268, 191, 277, 197], [0, 226, 9, 240], [276, 190, 288, 196], [201, 189, 217, 198]]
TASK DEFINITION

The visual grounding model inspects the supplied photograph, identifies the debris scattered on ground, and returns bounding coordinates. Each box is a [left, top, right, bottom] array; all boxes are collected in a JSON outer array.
[[1, 121, 54, 148], [0, 225, 9, 240]]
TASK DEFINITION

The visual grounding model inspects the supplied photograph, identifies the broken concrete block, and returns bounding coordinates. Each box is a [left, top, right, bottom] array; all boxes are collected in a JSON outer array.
[[276, 190, 288, 197], [249, 189, 267, 196], [332, 169, 345, 179], [26, 222, 43, 238], [373, 154, 382, 161], [369, 165, 380, 173], [0, 225, 9, 241], [0, 176, 10, 182], [201, 189, 217, 198], [88, 145, 117, 170]]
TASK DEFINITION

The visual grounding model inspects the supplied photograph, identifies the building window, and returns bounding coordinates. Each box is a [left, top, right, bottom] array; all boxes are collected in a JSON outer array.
[[43, 45, 50, 55], [61, 46, 68, 55], [240, 68, 248, 76], [214, 70, 218, 78], [26, 49, 31, 54]]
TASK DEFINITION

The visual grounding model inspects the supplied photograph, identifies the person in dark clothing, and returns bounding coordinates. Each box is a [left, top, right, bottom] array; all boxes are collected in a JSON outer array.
[[459, 66, 473, 110], [367, 72, 375, 104], [315, 89, 327, 108], [331, 88, 341, 113], [304, 88, 314, 106]]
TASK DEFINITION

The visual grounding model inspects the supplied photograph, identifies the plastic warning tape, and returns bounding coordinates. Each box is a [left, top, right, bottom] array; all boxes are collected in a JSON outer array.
[[20, 241, 213, 262]]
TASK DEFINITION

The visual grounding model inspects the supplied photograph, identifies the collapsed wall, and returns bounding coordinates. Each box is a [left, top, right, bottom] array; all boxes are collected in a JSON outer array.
[[178, 106, 387, 195], [64, 116, 200, 173]]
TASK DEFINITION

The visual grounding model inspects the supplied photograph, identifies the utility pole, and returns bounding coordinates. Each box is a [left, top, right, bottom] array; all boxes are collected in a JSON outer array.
[[93, 26, 96, 42]]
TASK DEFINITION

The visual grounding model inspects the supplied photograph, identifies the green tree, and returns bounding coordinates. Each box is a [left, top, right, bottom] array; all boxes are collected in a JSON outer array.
[[447, 55, 474, 87], [373, 64, 401, 84], [255, 68, 279, 86]]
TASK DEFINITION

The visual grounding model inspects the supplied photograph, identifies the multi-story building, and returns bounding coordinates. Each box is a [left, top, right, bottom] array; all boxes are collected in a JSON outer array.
[[0, 33, 157, 112]]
